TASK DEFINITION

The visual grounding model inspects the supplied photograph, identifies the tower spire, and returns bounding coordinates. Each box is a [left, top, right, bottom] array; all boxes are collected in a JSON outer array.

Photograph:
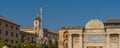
[[40, 7, 43, 29], [40, 7, 43, 17]]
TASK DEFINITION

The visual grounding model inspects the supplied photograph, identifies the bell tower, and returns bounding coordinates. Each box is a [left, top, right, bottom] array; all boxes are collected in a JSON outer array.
[[34, 7, 43, 30], [34, 14, 41, 33], [34, 7, 43, 43]]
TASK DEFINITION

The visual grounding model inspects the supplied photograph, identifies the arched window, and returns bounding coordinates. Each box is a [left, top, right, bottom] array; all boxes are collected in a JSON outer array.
[[63, 39, 68, 48], [63, 31, 68, 38]]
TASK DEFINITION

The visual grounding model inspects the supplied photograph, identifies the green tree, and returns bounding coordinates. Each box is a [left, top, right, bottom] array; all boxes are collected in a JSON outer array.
[[23, 41, 31, 48], [23, 41, 40, 48], [6, 41, 12, 47], [47, 43, 58, 48], [36, 43, 41, 48], [0, 39, 6, 48]]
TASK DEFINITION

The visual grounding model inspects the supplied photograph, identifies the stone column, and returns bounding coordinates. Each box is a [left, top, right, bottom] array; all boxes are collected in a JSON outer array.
[[118, 35, 120, 48], [68, 34, 72, 48], [106, 34, 110, 48], [79, 34, 83, 48]]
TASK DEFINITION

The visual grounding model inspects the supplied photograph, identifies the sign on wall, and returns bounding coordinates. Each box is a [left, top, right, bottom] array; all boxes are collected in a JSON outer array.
[[84, 34, 106, 42]]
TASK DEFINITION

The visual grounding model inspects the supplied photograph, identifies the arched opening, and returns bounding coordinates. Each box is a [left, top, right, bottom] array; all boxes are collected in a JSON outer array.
[[63, 39, 68, 48], [63, 31, 68, 38], [55, 41, 58, 45], [49, 40, 52, 43], [44, 40, 48, 44]]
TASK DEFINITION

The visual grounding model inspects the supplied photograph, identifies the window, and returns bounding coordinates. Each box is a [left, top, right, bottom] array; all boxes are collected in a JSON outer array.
[[16, 41, 18, 43], [11, 40, 13, 43], [45, 34, 47, 37], [36, 27, 37, 30], [0, 29, 1, 34], [63, 40, 68, 48], [5, 39, 8, 42], [32, 37, 33, 42], [5, 31, 8, 35], [6, 24, 8, 27], [21, 35, 24, 41], [63, 31, 68, 38], [16, 33, 18, 37], [16, 27, 17, 30], [36, 22, 37, 24], [11, 25, 13, 29], [28, 37, 29, 41], [0, 22, 1, 25], [11, 32, 13, 36]]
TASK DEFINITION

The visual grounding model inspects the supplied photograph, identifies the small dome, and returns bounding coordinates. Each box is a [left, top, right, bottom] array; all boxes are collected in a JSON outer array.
[[85, 19, 104, 29]]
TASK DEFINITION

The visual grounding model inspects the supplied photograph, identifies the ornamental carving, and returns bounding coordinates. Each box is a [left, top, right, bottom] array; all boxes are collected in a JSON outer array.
[[110, 34, 119, 43], [85, 19, 104, 29]]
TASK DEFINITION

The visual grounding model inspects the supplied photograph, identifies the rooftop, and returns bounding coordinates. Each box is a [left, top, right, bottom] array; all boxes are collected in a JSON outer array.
[[34, 16, 41, 21], [0, 16, 20, 27], [20, 31, 37, 36], [43, 28, 58, 34], [106, 18, 120, 23]]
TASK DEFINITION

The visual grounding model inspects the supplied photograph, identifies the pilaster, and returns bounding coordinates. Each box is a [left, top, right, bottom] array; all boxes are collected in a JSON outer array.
[[79, 34, 83, 48], [106, 34, 110, 48], [68, 34, 72, 48], [119, 34, 120, 48]]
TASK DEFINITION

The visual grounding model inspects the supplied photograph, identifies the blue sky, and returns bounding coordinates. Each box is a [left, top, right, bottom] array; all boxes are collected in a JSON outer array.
[[0, 0, 120, 31]]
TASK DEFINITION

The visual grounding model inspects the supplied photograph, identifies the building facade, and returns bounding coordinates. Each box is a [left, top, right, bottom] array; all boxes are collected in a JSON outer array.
[[0, 16, 21, 43], [42, 28, 58, 44], [59, 19, 120, 48], [20, 27, 37, 43]]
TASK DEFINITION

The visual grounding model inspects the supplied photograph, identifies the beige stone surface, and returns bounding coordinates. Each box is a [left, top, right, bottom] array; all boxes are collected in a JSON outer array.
[[59, 19, 120, 48]]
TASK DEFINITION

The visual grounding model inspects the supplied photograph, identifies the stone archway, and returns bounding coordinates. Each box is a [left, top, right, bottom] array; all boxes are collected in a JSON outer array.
[[63, 39, 68, 48], [49, 40, 52, 43], [63, 31, 68, 38], [44, 40, 48, 44]]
